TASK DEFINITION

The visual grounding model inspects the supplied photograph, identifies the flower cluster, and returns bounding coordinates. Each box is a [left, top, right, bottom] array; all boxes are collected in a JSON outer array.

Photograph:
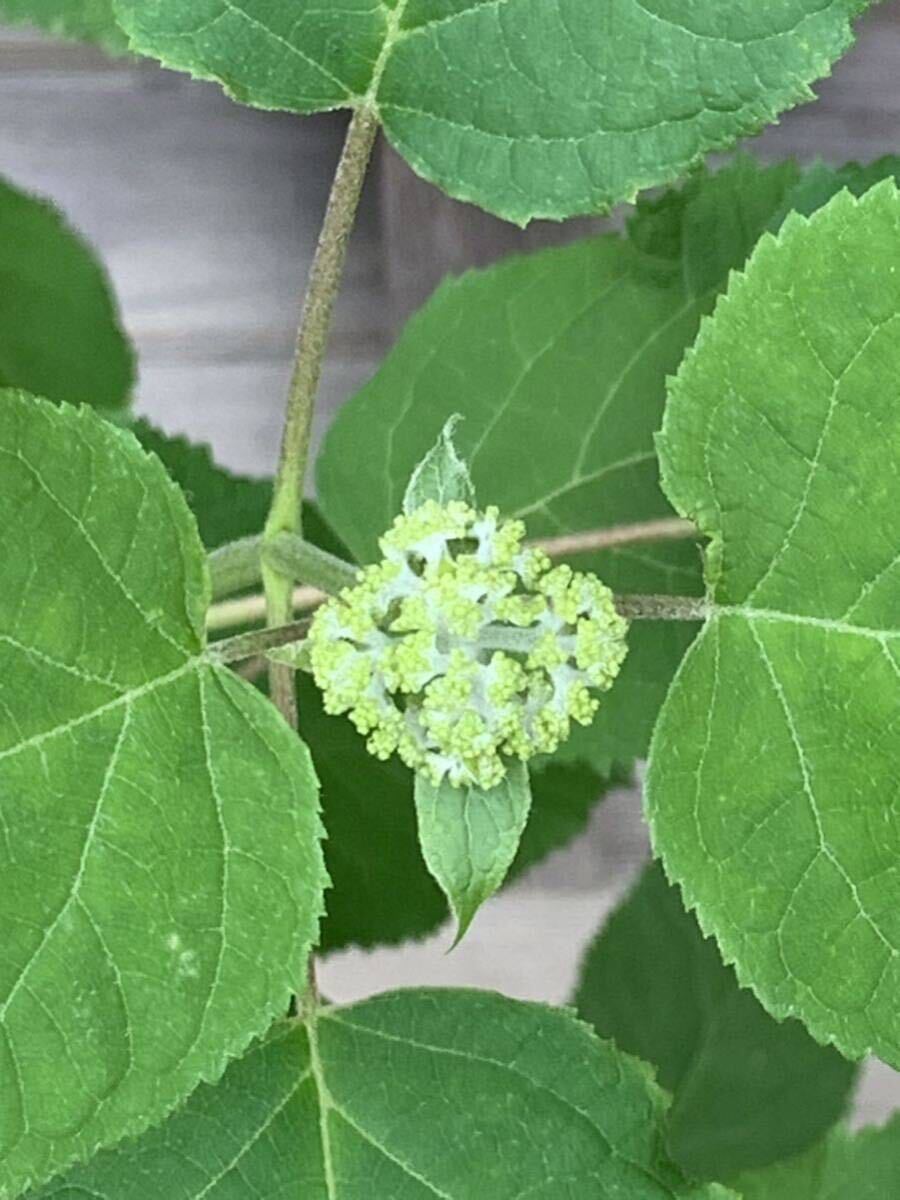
[[308, 501, 628, 790]]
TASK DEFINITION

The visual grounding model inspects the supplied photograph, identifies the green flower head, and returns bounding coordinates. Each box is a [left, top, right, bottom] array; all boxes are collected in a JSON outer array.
[[308, 500, 628, 789]]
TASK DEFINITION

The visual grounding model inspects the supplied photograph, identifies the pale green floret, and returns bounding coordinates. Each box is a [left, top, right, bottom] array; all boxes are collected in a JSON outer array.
[[307, 500, 629, 790]]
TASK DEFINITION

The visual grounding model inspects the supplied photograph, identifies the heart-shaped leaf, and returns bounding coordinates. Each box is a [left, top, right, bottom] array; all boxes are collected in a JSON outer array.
[[648, 182, 900, 1068], [113, 0, 870, 222], [0, 392, 326, 1195]]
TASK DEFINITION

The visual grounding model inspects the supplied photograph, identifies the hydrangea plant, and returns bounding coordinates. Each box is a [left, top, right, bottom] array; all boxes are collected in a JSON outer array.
[[0, 2, 898, 1198], [308, 498, 628, 789]]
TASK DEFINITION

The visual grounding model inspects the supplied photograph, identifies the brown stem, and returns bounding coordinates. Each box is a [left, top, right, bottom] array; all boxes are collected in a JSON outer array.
[[614, 594, 708, 622], [536, 516, 696, 558]]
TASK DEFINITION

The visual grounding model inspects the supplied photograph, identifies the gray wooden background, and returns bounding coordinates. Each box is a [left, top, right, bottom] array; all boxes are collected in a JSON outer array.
[[1, 3, 898, 1126]]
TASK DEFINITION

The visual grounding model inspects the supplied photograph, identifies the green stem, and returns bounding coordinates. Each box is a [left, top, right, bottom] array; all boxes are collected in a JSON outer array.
[[264, 532, 359, 596], [209, 537, 264, 600], [216, 594, 709, 665], [208, 516, 700, 610], [262, 108, 379, 725]]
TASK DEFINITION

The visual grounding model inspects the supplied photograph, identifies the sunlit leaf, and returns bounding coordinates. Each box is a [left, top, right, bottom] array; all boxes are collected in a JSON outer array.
[[0, 392, 326, 1194], [648, 182, 900, 1068]]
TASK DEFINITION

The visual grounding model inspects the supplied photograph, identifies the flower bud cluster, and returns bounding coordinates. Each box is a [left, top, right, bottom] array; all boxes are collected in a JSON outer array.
[[308, 501, 628, 789]]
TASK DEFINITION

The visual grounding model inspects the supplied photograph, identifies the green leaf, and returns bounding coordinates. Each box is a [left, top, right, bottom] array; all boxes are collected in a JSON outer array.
[[113, 0, 869, 223], [772, 155, 900, 225], [125, 422, 612, 954], [134, 422, 346, 560], [734, 1117, 900, 1200], [0, 391, 327, 1195], [0, 176, 133, 410], [318, 158, 813, 772], [133, 421, 271, 551], [402, 413, 474, 513], [575, 863, 857, 1180], [29, 988, 733, 1199], [414, 762, 532, 944], [647, 181, 900, 1068], [302, 673, 611, 952], [0, 0, 126, 50]]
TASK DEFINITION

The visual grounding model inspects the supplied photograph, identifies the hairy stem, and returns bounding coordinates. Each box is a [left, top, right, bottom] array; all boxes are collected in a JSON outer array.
[[209, 537, 265, 600], [213, 619, 313, 664], [265, 532, 360, 595], [207, 515, 700, 624], [262, 108, 379, 725], [614, 594, 709, 622]]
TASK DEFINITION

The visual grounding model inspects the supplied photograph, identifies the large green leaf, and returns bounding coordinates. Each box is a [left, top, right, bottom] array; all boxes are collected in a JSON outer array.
[[29, 988, 734, 1198], [0, 0, 126, 49], [112, 0, 869, 223], [575, 863, 857, 1180], [0, 177, 133, 410], [734, 1117, 900, 1199], [0, 392, 326, 1195], [647, 182, 900, 1068], [318, 158, 812, 772]]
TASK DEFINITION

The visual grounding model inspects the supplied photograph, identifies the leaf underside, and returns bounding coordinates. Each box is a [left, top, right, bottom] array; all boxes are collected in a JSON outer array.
[[113, 0, 869, 222], [0, 393, 326, 1195], [30, 988, 732, 1199], [576, 863, 857, 1180], [648, 182, 900, 1068]]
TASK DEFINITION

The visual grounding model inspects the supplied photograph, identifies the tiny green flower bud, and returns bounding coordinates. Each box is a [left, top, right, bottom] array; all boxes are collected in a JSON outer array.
[[307, 500, 629, 789]]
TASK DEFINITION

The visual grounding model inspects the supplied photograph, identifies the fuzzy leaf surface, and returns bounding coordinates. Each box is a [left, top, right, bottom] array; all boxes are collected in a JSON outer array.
[[734, 1116, 900, 1199], [576, 863, 857, 1180], [648, 183, 900, 1068], [414, 762, 532, 943], [113, 0, 869, 222], [30, 988, 732, 1199], [0, 393, 326, 1195], [317, 159, 823, 771], [0, 176, 133, 409]]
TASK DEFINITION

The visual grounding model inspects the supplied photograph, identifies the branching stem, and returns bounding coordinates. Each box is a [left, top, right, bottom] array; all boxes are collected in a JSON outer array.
[[216, 594, 708, 665], [206, 516, 700, 627], [262, 108, 378, 726]]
